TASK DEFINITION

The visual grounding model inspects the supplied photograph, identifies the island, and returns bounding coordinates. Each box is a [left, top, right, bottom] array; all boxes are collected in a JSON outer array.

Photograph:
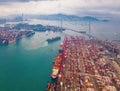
[[13, 23, 65, 32]]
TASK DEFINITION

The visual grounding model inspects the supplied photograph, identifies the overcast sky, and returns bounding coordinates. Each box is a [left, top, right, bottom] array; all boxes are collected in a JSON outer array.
[[0, 0, 120, 17]]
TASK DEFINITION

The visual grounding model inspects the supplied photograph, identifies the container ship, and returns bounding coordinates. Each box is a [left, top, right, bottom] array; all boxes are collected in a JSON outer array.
[[46, 36, 120, 91], [51, 53, 62, 79], [46, 36, 61, 43]]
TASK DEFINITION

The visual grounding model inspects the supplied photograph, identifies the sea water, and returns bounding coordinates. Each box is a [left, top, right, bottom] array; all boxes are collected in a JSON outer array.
[[0, 20, 120, 91]]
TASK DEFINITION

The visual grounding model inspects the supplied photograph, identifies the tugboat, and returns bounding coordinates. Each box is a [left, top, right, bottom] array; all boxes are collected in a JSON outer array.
[[46, 36, 61, 43]]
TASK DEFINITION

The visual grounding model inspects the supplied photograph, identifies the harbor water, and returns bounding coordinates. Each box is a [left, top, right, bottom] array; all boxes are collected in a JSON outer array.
[[0, 20, 120, 91], [0, 32, 61, 91]]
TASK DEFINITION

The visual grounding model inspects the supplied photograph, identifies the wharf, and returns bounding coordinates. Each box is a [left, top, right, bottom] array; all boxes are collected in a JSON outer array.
[[46, 36, 120, 91]]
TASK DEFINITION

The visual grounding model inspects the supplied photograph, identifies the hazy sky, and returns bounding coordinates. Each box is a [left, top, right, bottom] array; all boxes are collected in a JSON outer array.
[[0, 0, 120, 17]]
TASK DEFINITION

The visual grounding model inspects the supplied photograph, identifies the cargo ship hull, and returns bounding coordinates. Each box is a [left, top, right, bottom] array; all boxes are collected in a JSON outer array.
[[46, 37, 61, 43]]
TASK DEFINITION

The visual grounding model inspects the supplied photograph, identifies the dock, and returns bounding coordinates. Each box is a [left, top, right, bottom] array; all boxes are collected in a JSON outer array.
[[46, 36, 120, 91]]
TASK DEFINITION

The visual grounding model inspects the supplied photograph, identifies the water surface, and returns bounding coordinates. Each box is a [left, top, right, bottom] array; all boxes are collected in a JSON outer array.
[[0, 20, 120, 91]]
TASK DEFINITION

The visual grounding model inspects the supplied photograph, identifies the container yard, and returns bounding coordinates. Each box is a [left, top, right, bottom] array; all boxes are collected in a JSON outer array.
[[0, 30, 35, 44], [46, 36, 120, 91]]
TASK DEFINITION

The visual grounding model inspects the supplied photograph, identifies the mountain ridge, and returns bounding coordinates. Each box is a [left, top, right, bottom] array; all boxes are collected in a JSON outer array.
[[26, 14, 109, 22]]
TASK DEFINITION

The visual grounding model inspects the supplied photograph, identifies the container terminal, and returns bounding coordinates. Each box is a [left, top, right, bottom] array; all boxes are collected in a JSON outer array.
[[0, 30, 35, 44], [46, 36, 120, 91]]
